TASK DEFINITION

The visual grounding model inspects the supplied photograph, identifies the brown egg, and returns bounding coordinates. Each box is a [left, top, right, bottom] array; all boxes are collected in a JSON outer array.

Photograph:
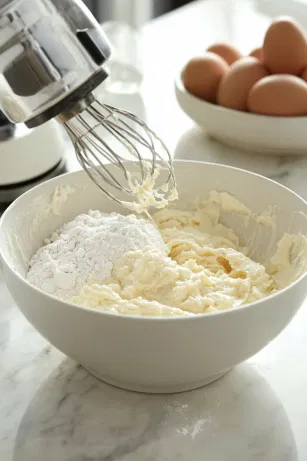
[[247, 75, 307, 116], [182, 53, 229, 102], [301, 66, 307, 82], [207, 43, 242, 65], [217, 57, 269, 111], [249, 47, 263, 61], [263, 16, 307, 75]]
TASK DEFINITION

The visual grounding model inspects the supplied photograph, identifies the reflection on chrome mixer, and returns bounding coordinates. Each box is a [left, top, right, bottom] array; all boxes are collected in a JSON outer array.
[[0, 0, 111, 126]]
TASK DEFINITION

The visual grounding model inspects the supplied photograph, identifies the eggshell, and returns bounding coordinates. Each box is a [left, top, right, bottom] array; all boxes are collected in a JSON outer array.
[[263, 16, 307, 75], [217, 57, 269, 111], [207, 43, 242, 65], [249, 47, 263, 61], [301, 66, 307, 82], [182, 53, 229, 102], [247, 75, 307, 116]]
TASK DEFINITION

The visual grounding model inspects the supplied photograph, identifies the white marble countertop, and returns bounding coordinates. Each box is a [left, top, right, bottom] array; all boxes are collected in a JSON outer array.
[[2, 1, 307, 460]]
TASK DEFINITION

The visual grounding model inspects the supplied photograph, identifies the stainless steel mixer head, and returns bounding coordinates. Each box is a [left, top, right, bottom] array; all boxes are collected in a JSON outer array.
[[0, 0, 177, 210], [0, 0, 111, 127], [60, 97, 177, 211]]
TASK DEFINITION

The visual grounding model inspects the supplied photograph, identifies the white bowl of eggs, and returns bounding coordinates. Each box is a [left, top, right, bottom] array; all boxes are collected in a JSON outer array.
[[175, 16, 307, 155]]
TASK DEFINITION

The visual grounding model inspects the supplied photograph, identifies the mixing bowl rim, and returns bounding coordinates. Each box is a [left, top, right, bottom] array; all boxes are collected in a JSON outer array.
[[175, 72, 307, 121], [1, 159, 307, 321]]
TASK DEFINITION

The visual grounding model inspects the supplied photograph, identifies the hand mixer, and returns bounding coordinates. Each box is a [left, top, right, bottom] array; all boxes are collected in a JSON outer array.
[[0, 0, 176, 211]]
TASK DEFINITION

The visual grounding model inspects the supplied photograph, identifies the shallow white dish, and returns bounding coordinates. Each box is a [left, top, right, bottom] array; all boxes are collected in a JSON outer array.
[[175, 73, 307, 155], [1, 161, 307, 393]]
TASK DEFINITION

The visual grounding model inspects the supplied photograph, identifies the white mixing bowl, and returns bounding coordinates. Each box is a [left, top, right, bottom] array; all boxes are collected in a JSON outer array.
[[1, 161, 307, 393]]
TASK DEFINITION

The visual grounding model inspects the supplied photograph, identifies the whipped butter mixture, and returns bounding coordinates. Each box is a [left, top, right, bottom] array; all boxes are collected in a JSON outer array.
[[68, 193, 307, 316], [124, 163, 178, 214], [27, 190, 307, 317]]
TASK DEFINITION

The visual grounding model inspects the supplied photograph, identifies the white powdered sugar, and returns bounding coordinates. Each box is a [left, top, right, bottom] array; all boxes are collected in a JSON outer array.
[[26, 211, 167, 300]]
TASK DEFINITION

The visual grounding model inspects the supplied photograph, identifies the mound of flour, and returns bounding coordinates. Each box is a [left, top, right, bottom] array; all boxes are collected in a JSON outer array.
[[27, 211, 167, 299]]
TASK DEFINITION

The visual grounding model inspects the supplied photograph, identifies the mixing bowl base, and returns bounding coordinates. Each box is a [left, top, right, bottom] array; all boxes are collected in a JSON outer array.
[[82, 365, 231, 394]]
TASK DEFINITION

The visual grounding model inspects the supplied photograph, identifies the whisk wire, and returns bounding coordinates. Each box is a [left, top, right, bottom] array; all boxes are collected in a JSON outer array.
[[77, 138, 133, 194], [67, 121, 133, 194], [89, 104, 150, 180], [78, 112, 129, 173], [63, 97, 177, 210]]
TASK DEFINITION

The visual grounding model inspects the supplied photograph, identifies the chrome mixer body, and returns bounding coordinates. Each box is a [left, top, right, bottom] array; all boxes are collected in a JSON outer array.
[[0, 0, 176, 209], [0, 0, 111, 127]]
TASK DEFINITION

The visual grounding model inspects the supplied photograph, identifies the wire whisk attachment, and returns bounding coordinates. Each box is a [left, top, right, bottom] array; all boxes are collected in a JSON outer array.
[[62, 98, 177, 213]]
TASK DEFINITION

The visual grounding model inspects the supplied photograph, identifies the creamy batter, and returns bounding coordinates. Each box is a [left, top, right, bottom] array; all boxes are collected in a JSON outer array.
[[124, 163, 178, 214], [70, 194, 307, 316]]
